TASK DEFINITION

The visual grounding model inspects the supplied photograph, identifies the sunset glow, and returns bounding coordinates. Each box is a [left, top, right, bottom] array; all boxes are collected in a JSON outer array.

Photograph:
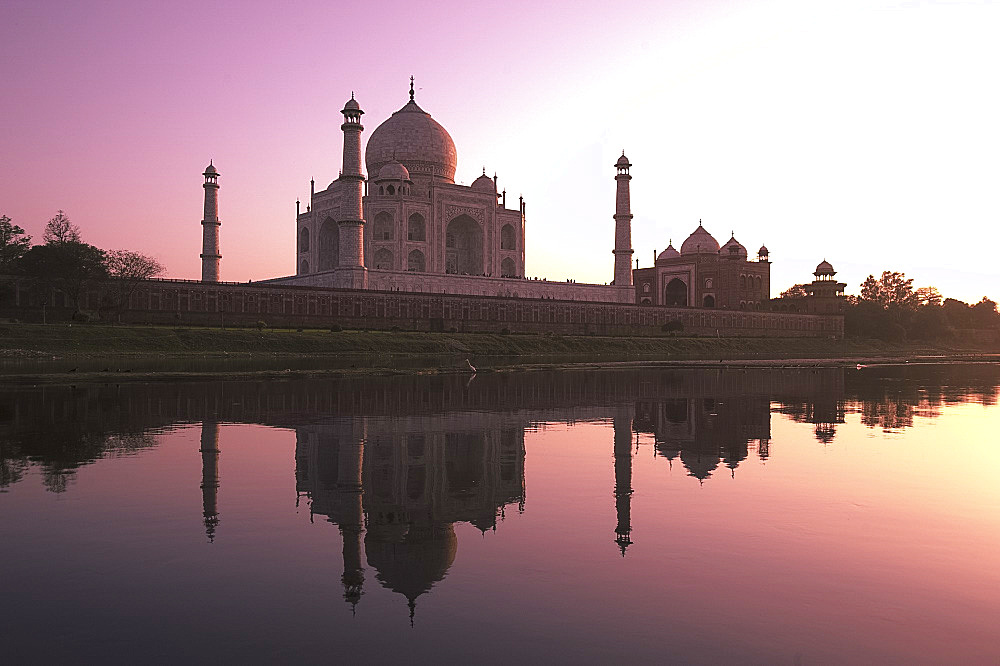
[[1, 0, 997, 300]]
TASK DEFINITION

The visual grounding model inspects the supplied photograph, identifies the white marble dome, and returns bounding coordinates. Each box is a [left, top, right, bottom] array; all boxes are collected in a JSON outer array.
[[680, 224, 720, 255], [377, 161, 411, 181], [365, 97, 457, 183], [471, 172, 494, 192]]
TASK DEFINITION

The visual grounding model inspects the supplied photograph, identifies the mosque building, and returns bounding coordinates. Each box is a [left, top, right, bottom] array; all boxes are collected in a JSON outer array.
[[632, 224, 771, 310]]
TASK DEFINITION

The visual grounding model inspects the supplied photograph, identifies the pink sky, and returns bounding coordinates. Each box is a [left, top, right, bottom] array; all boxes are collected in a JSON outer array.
[[1, 0, 997, 302]]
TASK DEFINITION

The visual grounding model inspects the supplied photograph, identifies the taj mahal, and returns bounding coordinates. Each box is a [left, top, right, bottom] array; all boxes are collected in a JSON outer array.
[[180, 79, 848, 336], [198, 79, 835, 311]]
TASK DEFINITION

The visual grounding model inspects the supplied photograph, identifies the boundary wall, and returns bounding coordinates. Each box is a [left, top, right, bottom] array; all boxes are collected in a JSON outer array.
[[2, 276, 844, 338]]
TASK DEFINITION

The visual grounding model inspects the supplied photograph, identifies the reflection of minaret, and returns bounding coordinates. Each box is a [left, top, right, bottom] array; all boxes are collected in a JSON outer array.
[[199, 421, 220, 542], [338, 433, 365, 610], [613, 405, 634, 556]]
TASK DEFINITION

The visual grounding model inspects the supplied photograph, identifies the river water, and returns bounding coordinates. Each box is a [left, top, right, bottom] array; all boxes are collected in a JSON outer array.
[[1, 364, 998, 664]]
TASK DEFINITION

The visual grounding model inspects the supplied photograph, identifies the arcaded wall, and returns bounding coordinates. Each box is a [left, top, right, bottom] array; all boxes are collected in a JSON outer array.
[[4, 276, 844, 338]]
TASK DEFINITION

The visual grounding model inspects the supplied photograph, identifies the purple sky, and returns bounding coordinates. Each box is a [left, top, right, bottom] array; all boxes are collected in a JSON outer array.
[[2, 0, 997, 302]]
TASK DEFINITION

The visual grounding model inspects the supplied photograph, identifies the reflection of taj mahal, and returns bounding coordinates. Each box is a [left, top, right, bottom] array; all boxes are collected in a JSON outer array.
[[292, 416, 525, 619]]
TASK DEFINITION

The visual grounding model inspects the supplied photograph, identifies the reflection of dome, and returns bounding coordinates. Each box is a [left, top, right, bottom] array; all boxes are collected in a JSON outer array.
[[680, 223, 720, 255], [656, 242, 680, 263], [365, 94, 457, 183], [377, 161, 411, 181], [365, 523, 457, 605], [720, 235, 748, 259], [680, 449, 720, 481], [471, 172, 494, 192], [815, 259, 835, 276]]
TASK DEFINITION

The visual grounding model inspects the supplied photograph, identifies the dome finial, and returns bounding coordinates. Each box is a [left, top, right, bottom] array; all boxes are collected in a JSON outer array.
[[409, 76, 415, 102], [351, 91, 354, 100], [482, 166, 486, 176]]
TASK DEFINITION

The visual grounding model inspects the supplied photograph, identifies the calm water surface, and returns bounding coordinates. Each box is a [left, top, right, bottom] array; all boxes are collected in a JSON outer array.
[[2, 365, 999, 664]]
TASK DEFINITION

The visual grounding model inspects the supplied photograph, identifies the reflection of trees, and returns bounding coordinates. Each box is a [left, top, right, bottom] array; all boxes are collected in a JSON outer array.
[[773, 365, 1000, 437], [1, 430, 157, 492]]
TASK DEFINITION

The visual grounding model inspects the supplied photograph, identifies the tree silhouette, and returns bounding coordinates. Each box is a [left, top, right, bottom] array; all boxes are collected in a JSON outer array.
[[0, 214, 31, 272], [42, 210, 81, 244]]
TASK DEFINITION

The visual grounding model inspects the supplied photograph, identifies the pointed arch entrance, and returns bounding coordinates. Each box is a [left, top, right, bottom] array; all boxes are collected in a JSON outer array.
[[445, 214, 483, 275]]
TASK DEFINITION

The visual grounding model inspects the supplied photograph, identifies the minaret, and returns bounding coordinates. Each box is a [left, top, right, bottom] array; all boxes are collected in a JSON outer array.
[[335, 94, 368, 289], [613, 152, 633, 287], [613, 405, 635, 556], [338, 427, 365, 610], [200, 421, 221, 542], [200, 162, 221, 282]]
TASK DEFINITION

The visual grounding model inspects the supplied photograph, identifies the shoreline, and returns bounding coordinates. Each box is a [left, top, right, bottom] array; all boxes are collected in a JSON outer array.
[[1, 353, 997, 386], [1, 322, 997, 384]]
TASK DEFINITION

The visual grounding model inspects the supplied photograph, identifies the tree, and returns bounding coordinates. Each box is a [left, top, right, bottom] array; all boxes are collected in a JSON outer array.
[[104, 249, 165, 318], [21, 241, 107, 313], [42, 210, 81, 244], [779, 283, 808, 299], [858, 271, 917, 310], [0, 214, 31, 272], [970, 297, 999, 329], [915, 286, 942, 307]]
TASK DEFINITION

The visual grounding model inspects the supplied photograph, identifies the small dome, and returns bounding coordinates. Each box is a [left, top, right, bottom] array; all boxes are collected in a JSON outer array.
[[471, 172, 494, 192], [377, 161, 411, 181], [758, 245, 769, 256], [343, 95, 361, 112], [616, 152, 631, 168], [720, 235, 748, 259], [203, 162, 217, 175], [815, 259, 835, 276], [656, 243, 680, 263], [680, 223, 720, 255]]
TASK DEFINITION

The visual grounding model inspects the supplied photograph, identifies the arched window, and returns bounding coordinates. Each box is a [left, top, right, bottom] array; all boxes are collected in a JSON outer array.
[[703, 294, 715, 308], [755, 275, 762, 291], [373, 247, 393, 270], [373, 211, 393, 241], [501, 257, 516, 277], [500, 224, 516, 250], [740, 275, 746, 289], [642, 283, 651, 294], [665, 278, 687, 307], [387, 184, 395, 196], [407, 249, 426, 272], [318, 217, 338, 271], [705, 277, 713, 289], [298, 227, 310, 253], [379, 186, 384, 195], [300, 259, 309, 274], [408, 213, 425, 241]]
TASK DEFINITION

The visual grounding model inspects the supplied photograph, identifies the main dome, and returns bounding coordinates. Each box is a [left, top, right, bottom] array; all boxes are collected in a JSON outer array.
[[365, 96, 457, 184]]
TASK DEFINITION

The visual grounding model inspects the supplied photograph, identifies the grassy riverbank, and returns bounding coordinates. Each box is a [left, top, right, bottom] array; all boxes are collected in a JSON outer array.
[[0, 322, 996, 361]]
